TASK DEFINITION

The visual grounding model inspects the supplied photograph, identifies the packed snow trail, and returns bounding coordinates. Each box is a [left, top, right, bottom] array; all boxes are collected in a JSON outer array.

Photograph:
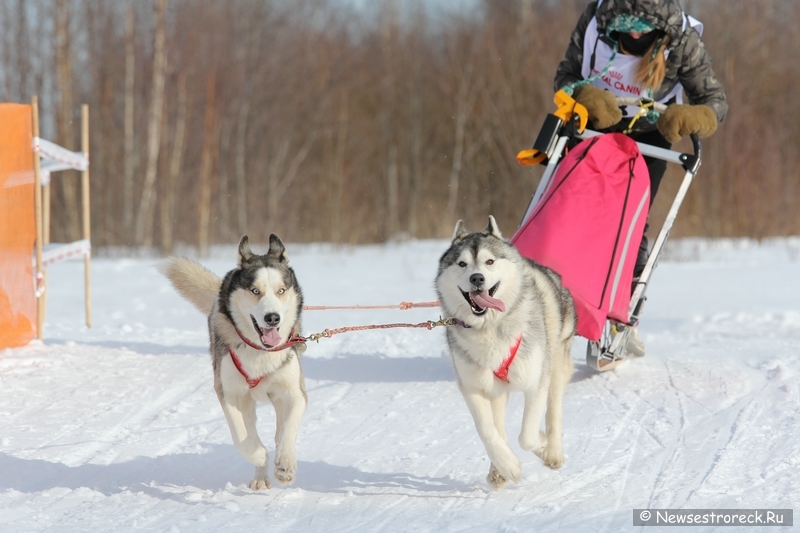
[[1, 239, 798, 532]]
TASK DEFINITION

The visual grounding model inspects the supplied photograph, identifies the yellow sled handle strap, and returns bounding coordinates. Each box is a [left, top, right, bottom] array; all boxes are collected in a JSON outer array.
[[516, 90, 589, 166]]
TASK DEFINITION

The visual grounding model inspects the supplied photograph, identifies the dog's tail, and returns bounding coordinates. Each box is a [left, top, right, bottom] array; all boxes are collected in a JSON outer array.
[[157, 257, 221, 315]]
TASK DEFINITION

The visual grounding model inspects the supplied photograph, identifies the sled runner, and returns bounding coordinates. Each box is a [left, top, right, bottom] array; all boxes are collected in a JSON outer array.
[[511, 91, 702, 371]]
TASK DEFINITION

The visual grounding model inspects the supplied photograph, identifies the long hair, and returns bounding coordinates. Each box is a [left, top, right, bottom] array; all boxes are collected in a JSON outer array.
[[629, 35, 671, 93]]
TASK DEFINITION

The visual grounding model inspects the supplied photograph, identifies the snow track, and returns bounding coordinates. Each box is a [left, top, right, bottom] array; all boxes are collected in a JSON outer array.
[[1, 240, 798, 531]]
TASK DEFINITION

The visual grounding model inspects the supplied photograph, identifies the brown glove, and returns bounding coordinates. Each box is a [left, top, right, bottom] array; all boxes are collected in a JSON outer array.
[[657, 104, 717, 143], [573, 85, 622, 130]]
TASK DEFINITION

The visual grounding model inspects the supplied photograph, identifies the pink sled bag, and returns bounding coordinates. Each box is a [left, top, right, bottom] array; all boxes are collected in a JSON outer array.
[[510, 133, 650, 341]]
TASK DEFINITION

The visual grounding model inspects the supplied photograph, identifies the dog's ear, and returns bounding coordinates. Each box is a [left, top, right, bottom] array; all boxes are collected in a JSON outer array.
[[484, 215, 503, 240], [267, 234, 288, 262], [452, 220, 469, 242], [237, 235, 254, 266]]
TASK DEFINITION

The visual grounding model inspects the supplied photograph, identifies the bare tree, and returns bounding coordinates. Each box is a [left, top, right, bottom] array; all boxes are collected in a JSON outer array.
[[15, 0, 30, 99], [217, 115, 233, 241], [330, 91, 349, 243], [265, 127, 318, 232], [160, 71, 188, 255], [0, 2, 12, 98], [123, 5, 136, 237], [198, 71, 218, 258], [135, 0, 168, 246], [380, 1, 400, 239], [234, 95, 251, 237], [54, 0, 80, 242], [445, 62, 476, 226]]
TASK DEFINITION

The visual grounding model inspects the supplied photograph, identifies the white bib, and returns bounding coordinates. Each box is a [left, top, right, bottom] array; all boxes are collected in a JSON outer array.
[[580, 5, 703, 117]]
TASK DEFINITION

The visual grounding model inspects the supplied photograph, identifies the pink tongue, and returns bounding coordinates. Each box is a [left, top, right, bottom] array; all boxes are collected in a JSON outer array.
[[261, 328, 282, 347], [471, 290, 506, 313]]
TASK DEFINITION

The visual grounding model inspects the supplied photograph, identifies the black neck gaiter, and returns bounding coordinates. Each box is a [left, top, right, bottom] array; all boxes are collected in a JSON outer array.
[[618, 30, 663, 56]]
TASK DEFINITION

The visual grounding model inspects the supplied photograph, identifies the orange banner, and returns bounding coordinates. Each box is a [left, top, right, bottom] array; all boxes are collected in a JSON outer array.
[[0, 104, 36, 348]]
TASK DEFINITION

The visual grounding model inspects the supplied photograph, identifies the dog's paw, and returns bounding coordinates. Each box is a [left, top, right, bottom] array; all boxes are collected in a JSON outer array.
[[249, 465, 271, 490], [486, 464, 508, 490], [274, 465, 295, 485], [491, 449, 522, 483], [530, 433, 564, 469], [540, 446, 565, 470], [249, 477, 272, 490], [274, 452, 297, 485]]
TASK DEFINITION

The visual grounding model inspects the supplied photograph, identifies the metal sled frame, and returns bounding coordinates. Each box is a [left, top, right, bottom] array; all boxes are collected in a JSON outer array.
[[518, 119, 702, 371]]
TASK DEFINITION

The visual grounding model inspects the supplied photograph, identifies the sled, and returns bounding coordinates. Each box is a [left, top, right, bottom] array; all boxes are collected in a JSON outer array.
[[512, 91, 702, 371]]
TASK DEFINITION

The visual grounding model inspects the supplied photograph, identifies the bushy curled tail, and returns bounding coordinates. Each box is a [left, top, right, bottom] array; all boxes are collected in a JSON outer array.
[[157, 257, 221, 315]]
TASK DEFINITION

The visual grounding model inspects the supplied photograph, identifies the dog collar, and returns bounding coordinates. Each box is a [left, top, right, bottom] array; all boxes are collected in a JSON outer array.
[[232, 323, 306, 352], [494, 335, 523, 382], [228, 347, 264, 389]]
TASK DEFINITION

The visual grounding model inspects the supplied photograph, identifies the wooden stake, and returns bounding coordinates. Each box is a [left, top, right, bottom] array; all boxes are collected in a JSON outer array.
[[31, 96, 44, 341], [41, 156, 50, 323], [82, 104, 92, 328]]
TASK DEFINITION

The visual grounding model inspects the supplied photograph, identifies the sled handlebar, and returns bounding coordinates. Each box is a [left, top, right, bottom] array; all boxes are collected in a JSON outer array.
[[516, 91, 701, 167], [615, 97, 702, 158], [614, 96, 668, 114]]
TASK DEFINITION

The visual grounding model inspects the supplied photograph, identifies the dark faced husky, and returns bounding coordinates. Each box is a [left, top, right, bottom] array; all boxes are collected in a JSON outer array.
[[159, 235, 307, 490], [435, 216, 576, 489]]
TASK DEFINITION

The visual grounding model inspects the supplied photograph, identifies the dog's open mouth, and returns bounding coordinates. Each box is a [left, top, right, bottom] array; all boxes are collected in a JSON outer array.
[[251, 316, 282, 348], [461, 282, 505, 315]]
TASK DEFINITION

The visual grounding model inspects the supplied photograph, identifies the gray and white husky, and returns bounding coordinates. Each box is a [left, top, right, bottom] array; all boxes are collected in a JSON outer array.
[[435, 216, 576, 489], [159, 235, 307, 490]]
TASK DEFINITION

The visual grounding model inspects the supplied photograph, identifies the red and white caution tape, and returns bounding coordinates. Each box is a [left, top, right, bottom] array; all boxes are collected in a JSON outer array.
[[33, 137, 89, 172], [35, 239, 92, 268]]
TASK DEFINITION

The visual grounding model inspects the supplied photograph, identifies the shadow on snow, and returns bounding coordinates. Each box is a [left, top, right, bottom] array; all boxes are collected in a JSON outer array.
[[0, 445, 477, 498], [44, 339, 457, 384]]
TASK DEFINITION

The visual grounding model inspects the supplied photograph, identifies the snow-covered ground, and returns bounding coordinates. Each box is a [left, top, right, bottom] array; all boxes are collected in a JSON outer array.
[[1, 238, 798, 532]]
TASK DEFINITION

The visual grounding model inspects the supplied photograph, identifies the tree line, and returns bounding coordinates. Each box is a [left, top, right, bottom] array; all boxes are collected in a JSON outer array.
[[1, 0, 797, 254]]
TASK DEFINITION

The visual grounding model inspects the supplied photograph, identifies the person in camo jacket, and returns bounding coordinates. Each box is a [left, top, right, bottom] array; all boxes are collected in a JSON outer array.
[[554, 0, 727, 355]]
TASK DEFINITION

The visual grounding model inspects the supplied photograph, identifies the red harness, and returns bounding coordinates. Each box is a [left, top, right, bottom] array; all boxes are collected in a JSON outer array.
[[228, 326, 306, 389], [493, 335, 523, 382], [228, 347, 265, 389]]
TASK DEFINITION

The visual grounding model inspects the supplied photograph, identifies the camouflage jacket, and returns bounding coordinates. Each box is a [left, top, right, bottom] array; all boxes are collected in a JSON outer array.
[[554, 0, 728, 132]]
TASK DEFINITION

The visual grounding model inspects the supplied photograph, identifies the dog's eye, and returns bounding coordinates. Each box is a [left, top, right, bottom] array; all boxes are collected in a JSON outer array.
[[458, 261, 467, 268], [486, 259, 495, 265], [251, 288, 260, 295], [278, 288, 286, 295]]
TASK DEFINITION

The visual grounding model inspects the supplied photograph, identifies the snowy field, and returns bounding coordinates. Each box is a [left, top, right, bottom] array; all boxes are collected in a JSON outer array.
[[1, 238, 799, 532]]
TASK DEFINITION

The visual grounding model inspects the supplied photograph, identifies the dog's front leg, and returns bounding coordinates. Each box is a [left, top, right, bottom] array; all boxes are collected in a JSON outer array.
[[487, 392, 510, 489], [220, 393, 271, 490], [490, 392, 509, 440], [460, 387, 521, 485], [270, 390, 307, 485], [542, 354, 571, 470], [519, 375, 550, 459]]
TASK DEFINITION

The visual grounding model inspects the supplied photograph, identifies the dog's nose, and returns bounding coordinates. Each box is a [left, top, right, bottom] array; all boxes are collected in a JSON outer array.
[[264, 313, 281, 327], [469, 273, 485, 288]]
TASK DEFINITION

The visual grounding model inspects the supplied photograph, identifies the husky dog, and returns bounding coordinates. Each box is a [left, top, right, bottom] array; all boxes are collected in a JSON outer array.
[[159, 235, 307, 490], [435, 216, 576, 489]]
